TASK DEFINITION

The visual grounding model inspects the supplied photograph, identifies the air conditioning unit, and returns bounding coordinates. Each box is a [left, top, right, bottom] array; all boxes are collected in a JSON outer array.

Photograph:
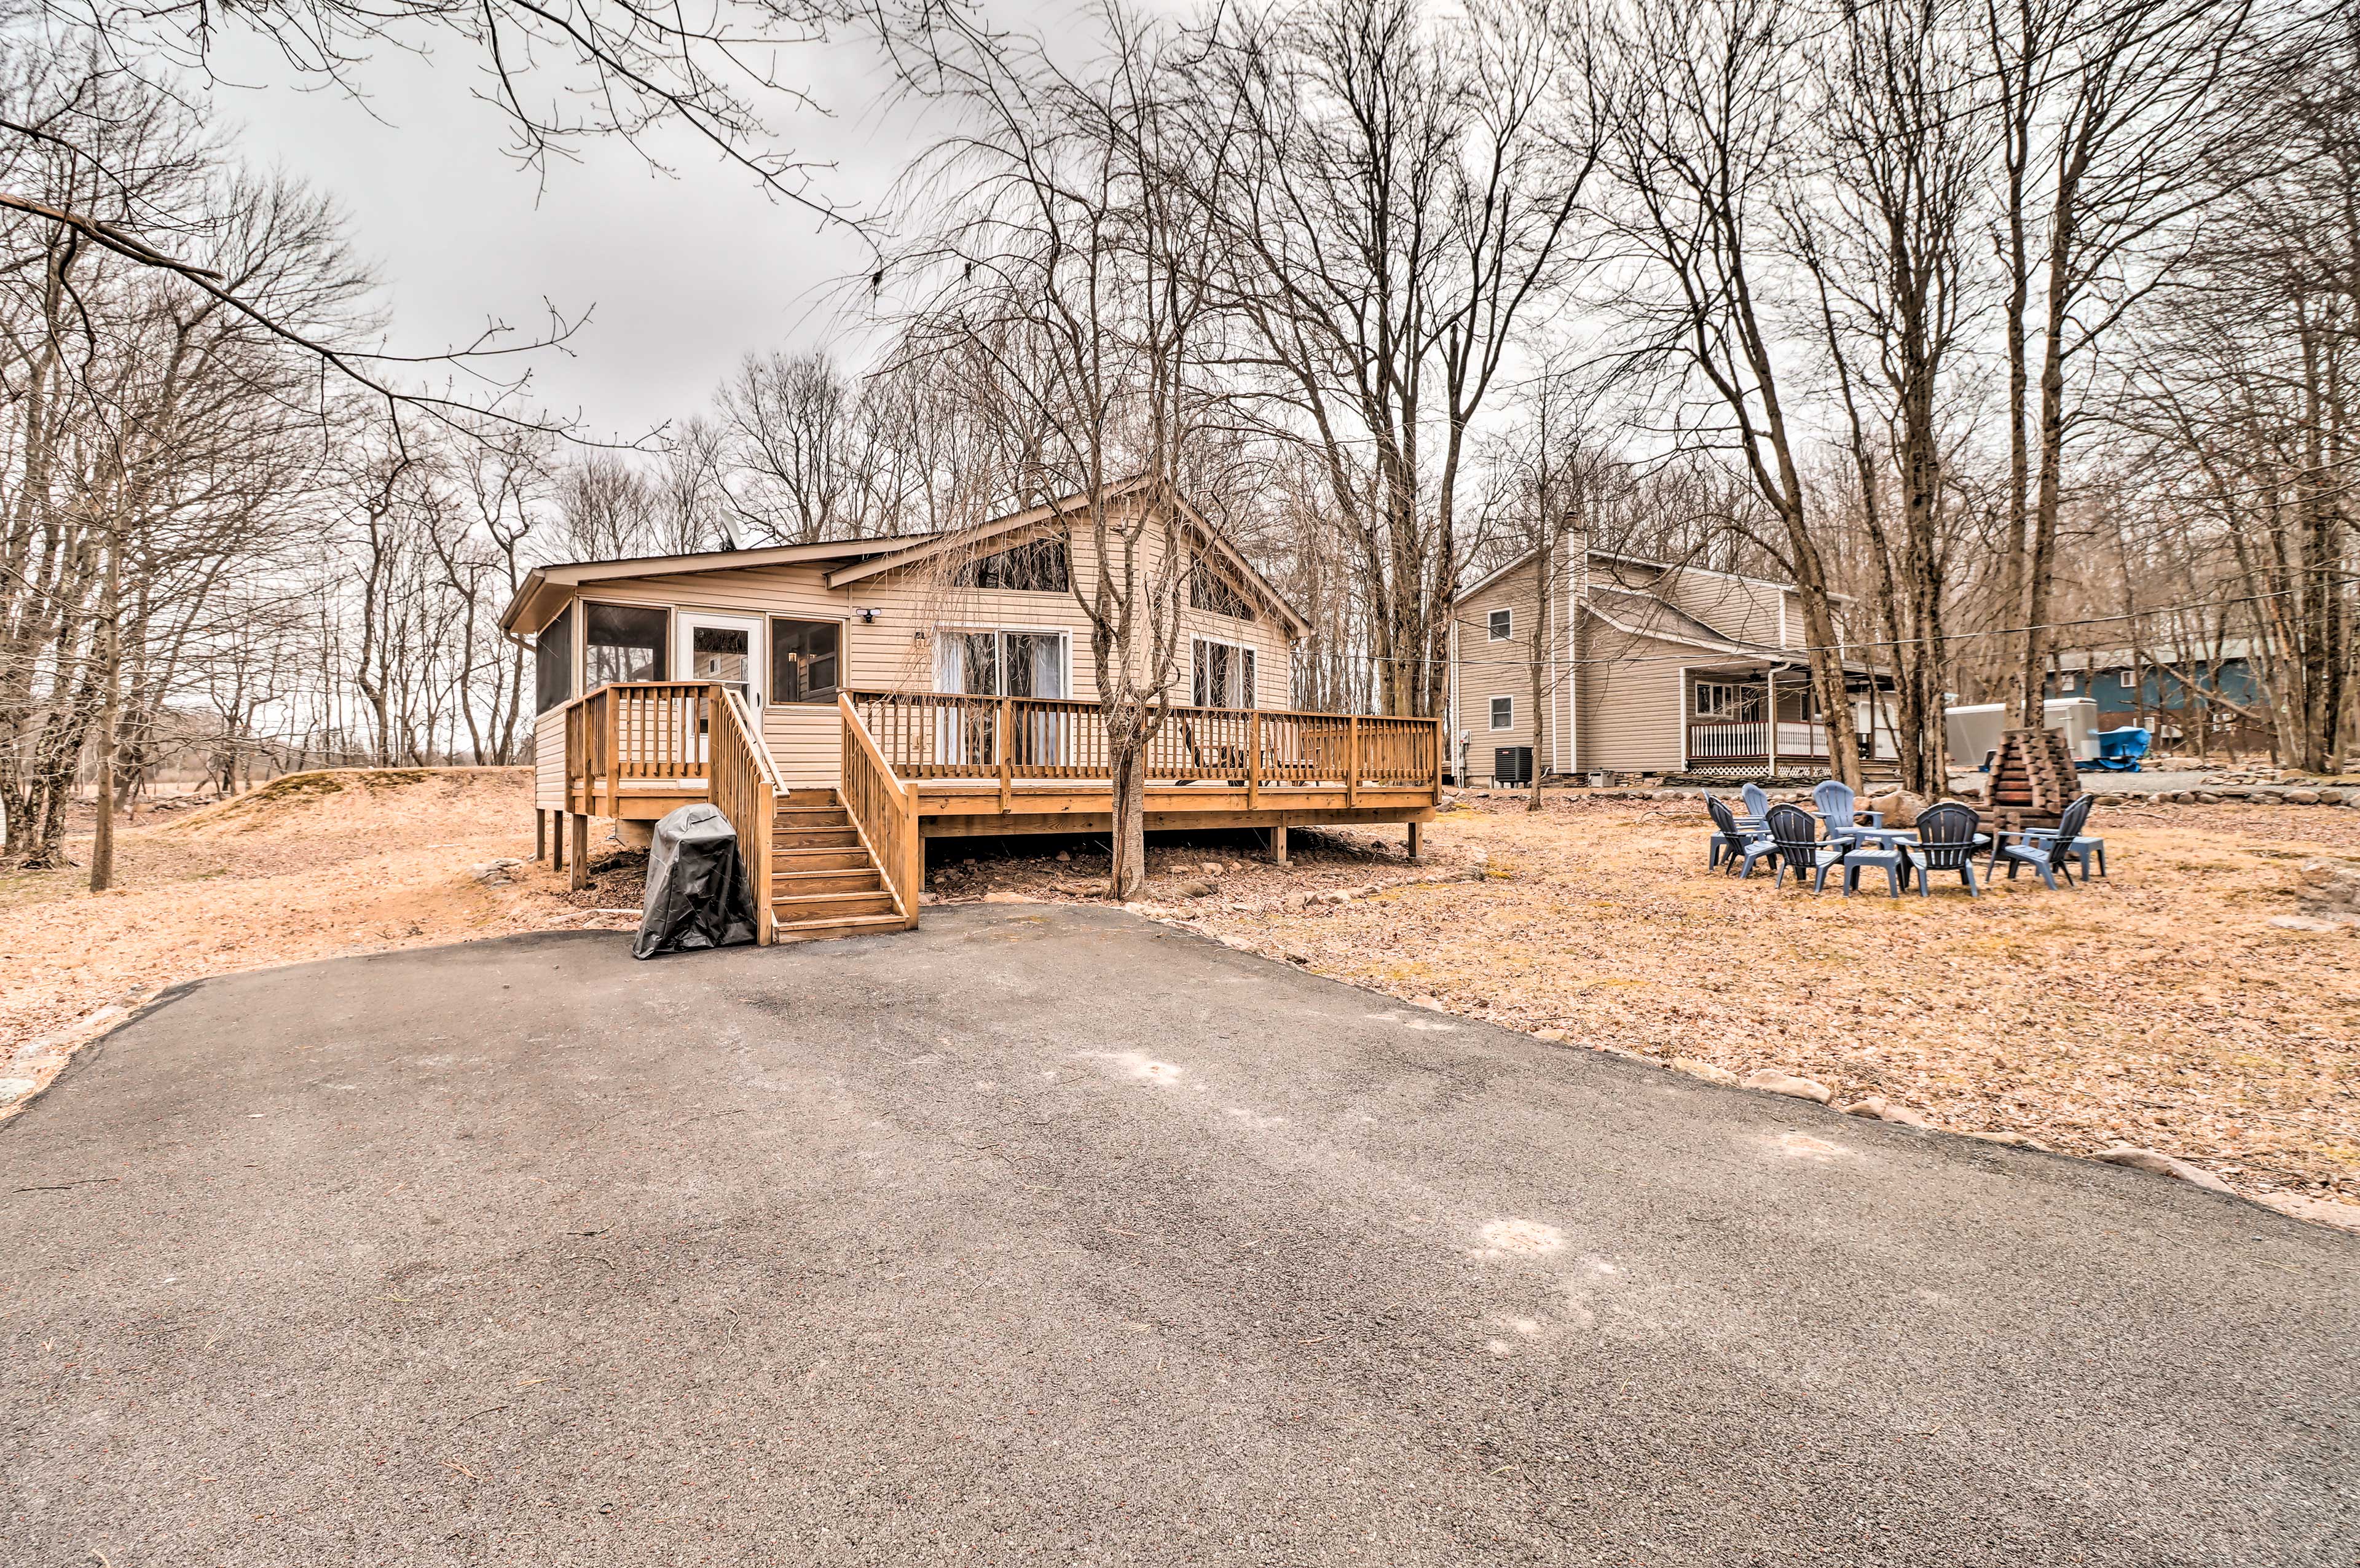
[[1493, 746, 1533, 786]]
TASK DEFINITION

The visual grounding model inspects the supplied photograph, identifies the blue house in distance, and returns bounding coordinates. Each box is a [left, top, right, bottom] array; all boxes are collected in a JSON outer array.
[[2043, 640, 2271, 755]]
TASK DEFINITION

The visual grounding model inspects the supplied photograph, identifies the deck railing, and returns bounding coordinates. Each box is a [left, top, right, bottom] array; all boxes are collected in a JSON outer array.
[[565, 680, 712, 812], [708, 688, 781, 943], [562, 680, 778, 941], [846, 691, 1440, 800], [838, 694, 922, 927]]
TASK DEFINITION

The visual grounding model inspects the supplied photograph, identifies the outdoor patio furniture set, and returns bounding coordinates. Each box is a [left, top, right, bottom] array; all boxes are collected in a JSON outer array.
[[1706, 780, 2101, 898]]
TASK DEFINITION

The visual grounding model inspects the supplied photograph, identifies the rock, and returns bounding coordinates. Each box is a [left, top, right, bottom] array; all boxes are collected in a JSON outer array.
[[1532, 1027, 1567, 1043], [1742, 1067, 1832, 1104], [2316, 790, 2345, 806], [1877, 1102, 1933, 1128], [1836, 1096, 1888, 1118], [1962, 1129, 2047, 1149], [917, 890, 943, 906], [1281, 948, 1315, 966], [1200, 861, 1224, 876], [1410, 994, 1446, 1011], [2270, 915, 2354, 932], [1282, 892, 1308, 912], [2254, 1192, 2360, 1235], [2195, 791, 2222, 804], [1673, 1057, 1739, 1087], [1175, 880, 1216, 899], [1055, 850, 1071, 863], [0, 1076, 36, 1102], [981, 891, 1035, 904], [2096, 1144, 2235, 1194], [2286, 789, 2321, 804]]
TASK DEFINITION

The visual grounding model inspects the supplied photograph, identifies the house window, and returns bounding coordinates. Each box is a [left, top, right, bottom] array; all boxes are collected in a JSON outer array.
[[1190, 560, 1256, 621], [583, 602, 666, 688], [1694, 681, 1762, 719], [1488, 608, 1513, 641], [2059, 673, 2078, 692], [770, 619, 840, 704], [1191, 638, 1257, 708], [2120, 670, 2136, 689], [535, 603, 575, 715], [1490, 696, 1513, 731], [935, 629, 1068, 698], [952, 536, 1069, 592]]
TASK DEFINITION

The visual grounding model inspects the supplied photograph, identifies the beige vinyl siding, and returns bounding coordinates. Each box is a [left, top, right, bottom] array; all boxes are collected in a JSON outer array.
[[530, 512, 1297, 789], [1573, 620, 1689, 774], [1654, 568, 1785, 646], [533, 707, 567, 807], [1453, 552, 1579, 780]]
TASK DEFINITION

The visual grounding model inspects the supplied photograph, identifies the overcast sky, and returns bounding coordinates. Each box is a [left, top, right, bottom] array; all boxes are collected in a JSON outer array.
[[211, 26, 943, 441]]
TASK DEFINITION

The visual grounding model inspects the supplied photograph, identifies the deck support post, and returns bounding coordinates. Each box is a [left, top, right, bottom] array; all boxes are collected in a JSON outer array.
[[569, 812, 589, 892], [535, 808, 546, 864], [551, 811, 566, 873], [1270, 821, 1288, 865], [1407, 820, 1422, 861]]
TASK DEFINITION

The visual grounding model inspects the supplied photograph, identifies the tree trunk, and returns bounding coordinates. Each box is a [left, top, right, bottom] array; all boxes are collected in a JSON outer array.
[[1109, 739, 1147, 900], [90, 543, 123, 893]]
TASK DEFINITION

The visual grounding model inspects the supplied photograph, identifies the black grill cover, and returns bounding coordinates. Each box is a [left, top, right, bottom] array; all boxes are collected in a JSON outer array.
[[632, 803, 757, 958]]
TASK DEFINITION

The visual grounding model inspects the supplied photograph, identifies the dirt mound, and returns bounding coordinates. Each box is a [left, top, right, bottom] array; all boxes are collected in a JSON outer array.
[[170, 767, 527, 836]]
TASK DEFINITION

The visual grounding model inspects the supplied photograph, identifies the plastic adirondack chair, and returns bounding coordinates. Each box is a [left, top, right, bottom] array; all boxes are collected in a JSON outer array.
[[1706, 795, 1775, 877], [1812, 778, 1882, 845], [1902, 802, 1986, 898], [1738, 782, 1771, 833], [1991, 794, 2096, 890], [1766, 802, 1846, 891]]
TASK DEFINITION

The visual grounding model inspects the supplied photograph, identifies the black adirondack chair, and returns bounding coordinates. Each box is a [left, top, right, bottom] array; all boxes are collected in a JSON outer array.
[[1766, 802, 1846, 892], [1991, 794, 2095, 890], [1706, 794, 1774, 877], [1902, 802, 1987, 898]]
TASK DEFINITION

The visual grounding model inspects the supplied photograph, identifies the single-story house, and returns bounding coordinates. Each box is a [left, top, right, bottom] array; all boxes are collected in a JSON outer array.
[[1447, 544, 1898, 783], [498, 477, 1441, 943]]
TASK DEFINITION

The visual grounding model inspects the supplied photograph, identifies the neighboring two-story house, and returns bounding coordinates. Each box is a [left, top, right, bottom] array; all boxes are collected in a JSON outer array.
[[1446, 544, 1897, 785]]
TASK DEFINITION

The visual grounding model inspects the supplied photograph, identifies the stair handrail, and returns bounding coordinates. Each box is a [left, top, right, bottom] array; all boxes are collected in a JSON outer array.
[[838, 692, 921, 927], [708, 684, 779, 944]]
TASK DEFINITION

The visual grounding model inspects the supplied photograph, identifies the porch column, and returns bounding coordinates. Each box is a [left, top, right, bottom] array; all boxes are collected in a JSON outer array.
[[1765, 666, 1778, 776]]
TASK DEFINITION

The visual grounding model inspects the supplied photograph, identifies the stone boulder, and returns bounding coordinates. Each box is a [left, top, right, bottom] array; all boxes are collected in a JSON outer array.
[[2096, 1144, 2235, 1195], [1742, 1067, 1832, 1104]]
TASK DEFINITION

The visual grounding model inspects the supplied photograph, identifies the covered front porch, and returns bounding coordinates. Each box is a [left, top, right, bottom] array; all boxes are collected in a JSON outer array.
[[538, 681, 1443, 943], [1683, 661, 1900, 775]]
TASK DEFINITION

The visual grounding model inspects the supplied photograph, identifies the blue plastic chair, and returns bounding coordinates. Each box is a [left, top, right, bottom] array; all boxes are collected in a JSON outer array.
[[1738, 782, 1771, 834], [1902, 803, 1988, 898], [1812, 778, 1882, 846], [1767, 803, 1846, 892], [1991, 795, 2096, 890]]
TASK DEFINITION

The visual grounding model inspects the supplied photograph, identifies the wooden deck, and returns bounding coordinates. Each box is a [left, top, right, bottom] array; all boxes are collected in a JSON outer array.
[[540, 682, 1443, 943]]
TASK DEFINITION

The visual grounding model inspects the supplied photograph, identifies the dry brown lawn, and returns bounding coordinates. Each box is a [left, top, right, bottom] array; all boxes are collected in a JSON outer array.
[[0, 769, 631, 1111], [6, 772, 2355, 1210], [1107, 793, 2358, 1203]]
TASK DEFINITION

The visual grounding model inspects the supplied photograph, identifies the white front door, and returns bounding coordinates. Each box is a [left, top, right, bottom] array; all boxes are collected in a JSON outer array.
[[677, 613, 765, 708], [676, 612, 763, 762]]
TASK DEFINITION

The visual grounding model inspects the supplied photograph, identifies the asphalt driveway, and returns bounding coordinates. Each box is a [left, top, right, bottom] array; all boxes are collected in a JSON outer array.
[[4, 904, 2354, 1566]]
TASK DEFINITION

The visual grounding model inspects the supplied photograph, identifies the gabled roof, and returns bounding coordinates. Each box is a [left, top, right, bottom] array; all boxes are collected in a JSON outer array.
[[823, 476, 1312, 638], [2051, 639, 2257, 672], [1583, 587, 1781, 659], [497, 534, 936, 637]]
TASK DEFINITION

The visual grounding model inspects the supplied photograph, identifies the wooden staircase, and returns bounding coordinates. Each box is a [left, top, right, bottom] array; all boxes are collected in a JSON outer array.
[[768, 788, 907, 944]]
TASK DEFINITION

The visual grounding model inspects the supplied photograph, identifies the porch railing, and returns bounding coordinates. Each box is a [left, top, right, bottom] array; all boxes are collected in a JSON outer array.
[[561, 680, 778, 943], [565, 680, 712, 811], [708, 688, 781, 943], [838, 694, 921, 928], [846, 691, 1441, 801], [1686, 719, 1900, 764]]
